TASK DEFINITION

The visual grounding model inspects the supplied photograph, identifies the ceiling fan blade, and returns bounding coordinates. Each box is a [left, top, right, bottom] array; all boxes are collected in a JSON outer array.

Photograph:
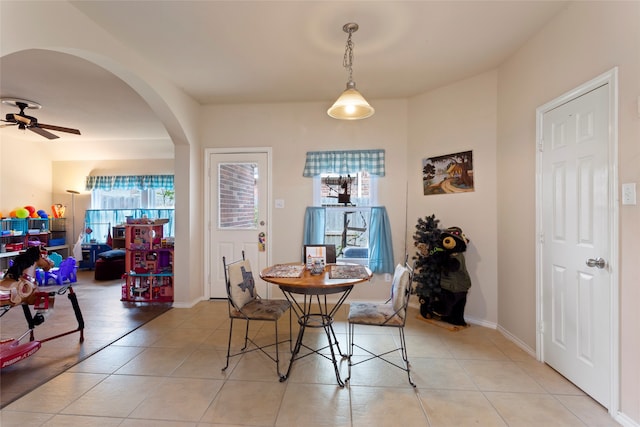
[[28, 126, 59, 140], [0, 120, 18, 128], [37, 123, 81, 135]]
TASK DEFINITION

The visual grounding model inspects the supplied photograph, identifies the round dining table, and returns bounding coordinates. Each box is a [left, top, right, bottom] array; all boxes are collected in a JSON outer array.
[[260, 263, 372, 386]]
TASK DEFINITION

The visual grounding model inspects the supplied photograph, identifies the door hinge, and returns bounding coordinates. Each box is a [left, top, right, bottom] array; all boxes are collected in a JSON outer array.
[[538, 321, 544, 334], [538, 138, 544, 152], [539, 232, 545, 244]]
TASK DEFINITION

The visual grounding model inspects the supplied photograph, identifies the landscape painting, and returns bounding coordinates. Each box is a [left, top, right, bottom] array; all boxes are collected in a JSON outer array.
[[422, 150, 474, 195]]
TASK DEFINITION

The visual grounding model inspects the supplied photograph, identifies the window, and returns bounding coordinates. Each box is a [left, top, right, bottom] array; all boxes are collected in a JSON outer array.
[[84, 175, 175, 243], [91, 188, 175, 210], [218, 162, 258, 229], [313, 172, 377, 207], [313, 172, 377, 264], [301, 149, 393, 273]]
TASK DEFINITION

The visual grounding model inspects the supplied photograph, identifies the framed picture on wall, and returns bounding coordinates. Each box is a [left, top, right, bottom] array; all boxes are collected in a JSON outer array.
[[422, 150, 474, 195]]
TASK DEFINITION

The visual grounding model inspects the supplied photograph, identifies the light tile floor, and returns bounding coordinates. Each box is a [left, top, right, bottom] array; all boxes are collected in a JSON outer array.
[[0, 301, 620, 426]]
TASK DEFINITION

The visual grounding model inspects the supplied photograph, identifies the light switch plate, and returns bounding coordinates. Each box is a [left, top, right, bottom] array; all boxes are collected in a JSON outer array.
[[275, 199, 285, 209]]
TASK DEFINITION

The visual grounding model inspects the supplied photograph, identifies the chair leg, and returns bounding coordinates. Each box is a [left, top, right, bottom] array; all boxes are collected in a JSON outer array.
[[222, 317, 235, 372], [242, 319, 250, 351], [398, 327, 416, 387], [274, 319, 286, 381], [346, 322, 354, 383]]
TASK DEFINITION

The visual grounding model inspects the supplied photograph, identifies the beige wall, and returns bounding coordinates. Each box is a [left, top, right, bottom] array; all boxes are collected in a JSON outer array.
[[497, 1, 640, 422], [200, 99, 410, 302], [0, 136, 55, 217], [408, 70, 499, 327]]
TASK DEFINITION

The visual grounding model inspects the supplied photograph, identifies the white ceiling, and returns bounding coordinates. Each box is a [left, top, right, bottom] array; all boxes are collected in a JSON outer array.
[[0, 1, 567, 146]]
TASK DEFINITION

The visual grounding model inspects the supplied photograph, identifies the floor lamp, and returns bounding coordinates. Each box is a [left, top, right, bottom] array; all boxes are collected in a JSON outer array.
[[66, 190, 80, 245]]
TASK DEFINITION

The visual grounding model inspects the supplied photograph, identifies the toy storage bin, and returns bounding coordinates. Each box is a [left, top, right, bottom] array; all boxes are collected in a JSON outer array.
[[27, 235, 48, 246], [2, 218, 27, 234], [6, 242, 23, 252], [28, 218, 49, 232], [50, 218, 66, 231]]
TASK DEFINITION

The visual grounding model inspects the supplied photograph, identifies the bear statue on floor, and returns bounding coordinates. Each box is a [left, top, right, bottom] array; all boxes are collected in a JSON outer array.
[[429, 227, 471, 326], [415, 223, 471, 326]]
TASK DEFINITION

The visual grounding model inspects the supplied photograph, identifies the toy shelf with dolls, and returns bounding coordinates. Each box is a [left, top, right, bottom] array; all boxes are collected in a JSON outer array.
[[121, 219, 174, 302]]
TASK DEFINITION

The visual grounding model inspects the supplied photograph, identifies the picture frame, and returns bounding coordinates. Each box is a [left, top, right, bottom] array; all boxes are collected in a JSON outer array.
[[422, 150, 474, 195], [303, 244, 337, 267]]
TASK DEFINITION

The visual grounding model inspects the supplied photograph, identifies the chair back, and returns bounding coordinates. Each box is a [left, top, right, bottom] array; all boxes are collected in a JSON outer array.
[[223, 252, 257, 310], [390, 263, 413, 321]]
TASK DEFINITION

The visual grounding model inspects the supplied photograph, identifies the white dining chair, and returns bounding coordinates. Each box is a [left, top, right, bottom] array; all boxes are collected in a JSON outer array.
[[221, 251, 292, 380], [346, 261, 416, 386]]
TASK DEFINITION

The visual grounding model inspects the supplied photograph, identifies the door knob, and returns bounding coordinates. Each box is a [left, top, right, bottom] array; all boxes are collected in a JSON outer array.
[[586, 258, 606, 269]]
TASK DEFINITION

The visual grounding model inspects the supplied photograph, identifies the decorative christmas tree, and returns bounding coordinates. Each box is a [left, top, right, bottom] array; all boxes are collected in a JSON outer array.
[[412, 214, 444, 311]]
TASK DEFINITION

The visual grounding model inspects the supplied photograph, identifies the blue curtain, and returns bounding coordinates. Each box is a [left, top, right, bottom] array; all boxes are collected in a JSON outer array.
[[302, 150, 385, 177], [85, 175, 174, 191], [368, 207, 394, 274], [302, 206, 394, 274], [83, 209, 175, 243], [303, 207, 326, 245]]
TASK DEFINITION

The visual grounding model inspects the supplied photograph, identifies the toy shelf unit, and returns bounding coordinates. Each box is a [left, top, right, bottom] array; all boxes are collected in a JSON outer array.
[[1, 218, 49, 251], [1, 218, 70, 271], [49, 218, 67, 247], [121, 222, 174, 302]]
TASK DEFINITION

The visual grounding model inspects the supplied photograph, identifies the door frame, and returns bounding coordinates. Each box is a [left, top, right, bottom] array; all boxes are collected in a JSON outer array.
[[535, 68, 619, 413], [203, 147, 273, 299]]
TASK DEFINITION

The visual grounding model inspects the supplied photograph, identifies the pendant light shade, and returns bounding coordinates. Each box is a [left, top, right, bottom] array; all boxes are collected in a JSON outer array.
[[327, 23, 374, 120], [327, 82, 375, 120]]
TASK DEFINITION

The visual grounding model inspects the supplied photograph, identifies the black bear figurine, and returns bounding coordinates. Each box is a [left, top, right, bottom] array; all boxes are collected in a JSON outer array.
[[425, 226, 471, 326]]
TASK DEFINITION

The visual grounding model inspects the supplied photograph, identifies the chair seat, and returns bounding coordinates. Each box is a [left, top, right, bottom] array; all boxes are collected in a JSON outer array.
[[348, 302, 404, 326], [230, 299, 291, 321]]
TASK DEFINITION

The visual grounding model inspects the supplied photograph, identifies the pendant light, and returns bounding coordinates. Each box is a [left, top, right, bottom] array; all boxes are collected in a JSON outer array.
[[327, 23, 375, 120]]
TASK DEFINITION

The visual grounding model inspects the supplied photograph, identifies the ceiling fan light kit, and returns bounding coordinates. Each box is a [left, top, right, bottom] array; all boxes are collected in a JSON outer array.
[[327, 23, 375, 120], [0, 97, 81, 140]]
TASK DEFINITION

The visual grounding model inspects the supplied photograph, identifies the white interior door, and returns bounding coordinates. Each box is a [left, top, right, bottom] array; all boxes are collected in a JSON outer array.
[[208, 151, 270, 299], [539, 82, 613, 407]]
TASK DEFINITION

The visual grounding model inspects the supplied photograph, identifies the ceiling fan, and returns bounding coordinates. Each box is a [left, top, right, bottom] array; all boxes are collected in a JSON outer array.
[[0, 98, 81, 140]]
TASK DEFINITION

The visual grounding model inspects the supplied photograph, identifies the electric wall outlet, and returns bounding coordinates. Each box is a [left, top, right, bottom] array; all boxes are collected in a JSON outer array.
[[622, 183, 637, 205], [384, 273, 392, 282], [275, 199, 285, 209]]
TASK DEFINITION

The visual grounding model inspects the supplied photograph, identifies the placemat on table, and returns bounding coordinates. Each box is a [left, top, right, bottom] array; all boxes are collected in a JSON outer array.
[[329, 264, 369, 279], [262, 264, 305, 278]]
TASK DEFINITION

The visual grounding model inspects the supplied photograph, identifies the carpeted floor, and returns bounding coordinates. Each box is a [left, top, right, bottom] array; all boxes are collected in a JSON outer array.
[[0, 270, 171, 408]]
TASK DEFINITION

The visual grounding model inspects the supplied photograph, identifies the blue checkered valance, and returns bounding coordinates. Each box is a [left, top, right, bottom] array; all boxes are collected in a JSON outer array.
[[85, 175, 174, 191], [302, 149, 385, 177]]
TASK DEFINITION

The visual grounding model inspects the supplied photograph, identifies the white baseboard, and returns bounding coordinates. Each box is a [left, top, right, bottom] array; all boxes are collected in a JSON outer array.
[[614, 411, 640, 427], [496, 324, 536, 358], [171, 295, 207, 309]]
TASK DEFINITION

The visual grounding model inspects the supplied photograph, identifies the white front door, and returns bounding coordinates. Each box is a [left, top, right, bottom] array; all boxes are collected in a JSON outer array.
[[207, 150, 270, 299], [539, 81, 615, 408]]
